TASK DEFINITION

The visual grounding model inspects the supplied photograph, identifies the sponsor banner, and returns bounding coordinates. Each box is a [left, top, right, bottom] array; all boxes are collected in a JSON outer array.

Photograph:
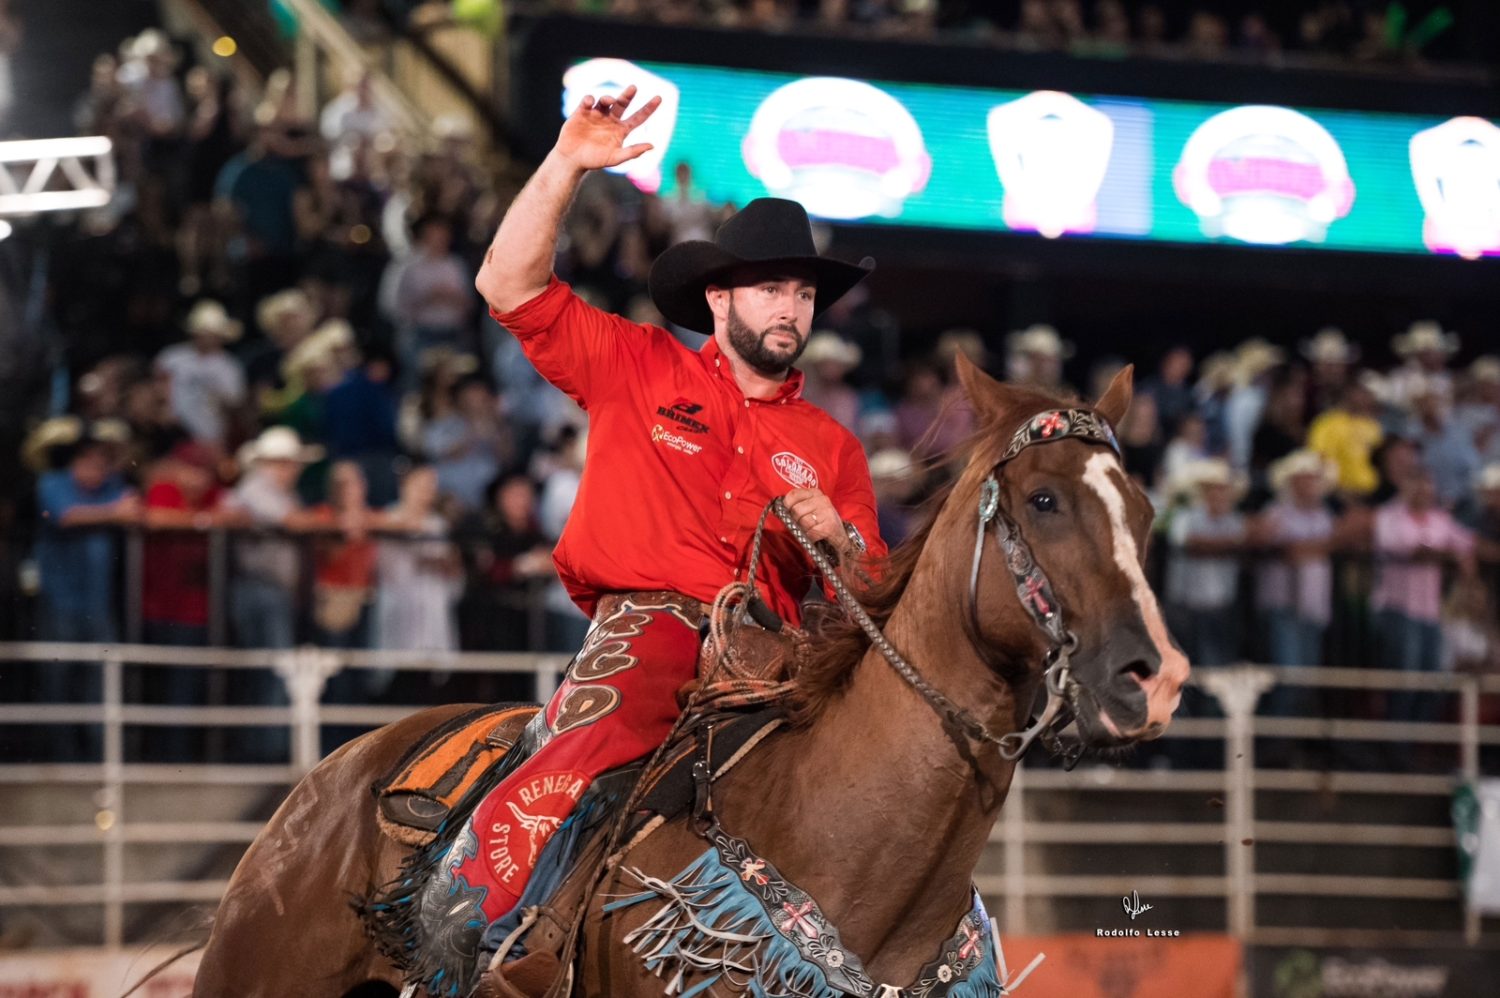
[[0, 947, 200, 997], [999, 933, 1239, 998], [560, 57, 1500, 260], [1249, 946, 1500, 998]]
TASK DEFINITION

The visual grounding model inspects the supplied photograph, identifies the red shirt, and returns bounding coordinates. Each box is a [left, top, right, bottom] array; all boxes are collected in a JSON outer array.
[[492, 276, 885, 624], [143, 481, 216, 626]]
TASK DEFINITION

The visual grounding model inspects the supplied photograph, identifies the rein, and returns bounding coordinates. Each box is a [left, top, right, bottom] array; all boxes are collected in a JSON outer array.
[[754, 406, 1121, 766]]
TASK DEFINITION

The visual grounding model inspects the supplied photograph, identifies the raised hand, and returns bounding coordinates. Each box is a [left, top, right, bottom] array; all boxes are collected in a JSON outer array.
[[554, 85, 662, 172]]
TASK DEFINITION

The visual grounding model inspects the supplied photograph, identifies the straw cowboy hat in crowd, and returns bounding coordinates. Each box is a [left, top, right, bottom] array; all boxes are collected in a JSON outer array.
[[801, 333, 863, 371], [1270, 449, 1338, 495], [1232, 338, 1286, 385], [237, 426, 324, 468], [185, 300, 242, 342], [1476, 463, 1500, 493], [1196, 351, 1238, 393], [1300, 327, 1359, 365], [281, 320, 357, 383], [418, 346, 481, 377], [256, 288, 316, 337], [938, 328, 991, 367], [1392, 320, 1460, 357], [1469, 356, 1500, 384], [22, 416, 84, 472], [1006, 323, 1074, 360], [1168, 457, 1247, 503], [647, 197, 874, 334], [130, 29, 179, 67]]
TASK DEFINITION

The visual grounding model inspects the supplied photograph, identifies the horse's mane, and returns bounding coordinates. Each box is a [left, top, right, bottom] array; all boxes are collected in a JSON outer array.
[[793, 380, 1079, 720]]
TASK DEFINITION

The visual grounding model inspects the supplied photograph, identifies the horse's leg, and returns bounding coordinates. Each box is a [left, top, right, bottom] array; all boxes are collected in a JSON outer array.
[[196, 704, 477, 998]]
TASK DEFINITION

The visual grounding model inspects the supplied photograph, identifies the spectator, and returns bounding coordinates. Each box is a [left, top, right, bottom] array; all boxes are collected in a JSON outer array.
[[1307, 375, 1384, 501], [869, 447, 920, 546], [278, 318, 358, 499], [1253, 450, 1338, 673], [31, 425, 138, 760], [225, 427, 324, 649], [1194, 351, 1237, 457], [1164, 459, 1247, 666], [1005, 324, 1073, 395], [1388, 320, 1459, 414], [1141, 345, 1196, 438], [141, 441, 230, 645], [154, 299, 247, 447], [213, 115, 307, 308], [318, 70, 392, 180], [1300, 326, 1358, 417], [390, 213, 475, 371], [1225, 338, 1285, 470], [179, 67, 243, 298], [1368, 434, 1422, 506], [247, 288, 319, 414], [308, 460, 379, 648], [422, 375, 513, 511], [1370, 465, 1475, 722], [1159, 412, 1212, 495], [459, 471, 554, 650], [1455, 357, 1500, 467], [376, 463, 460, 652], [1408, 375, 1481, 510], [658, 161, 722, 244], [1250, 374, 1308, 502], [532, 425, 590, 651], [799, 332, 863, 432], [33, 426, 138, 643], [324, 343, 400, 507], [1117, 391, 1163, 493]]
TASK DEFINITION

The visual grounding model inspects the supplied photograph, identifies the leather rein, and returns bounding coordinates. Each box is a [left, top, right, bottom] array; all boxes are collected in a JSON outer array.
[[752, 406, 1121, 766]]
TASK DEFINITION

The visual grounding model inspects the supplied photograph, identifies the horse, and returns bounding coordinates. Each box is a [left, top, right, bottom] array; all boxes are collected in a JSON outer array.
[[192, 357, 1188, 997]]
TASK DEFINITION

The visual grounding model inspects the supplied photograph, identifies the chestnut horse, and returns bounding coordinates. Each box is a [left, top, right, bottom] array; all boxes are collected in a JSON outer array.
[[193, 359, 1187, 997]]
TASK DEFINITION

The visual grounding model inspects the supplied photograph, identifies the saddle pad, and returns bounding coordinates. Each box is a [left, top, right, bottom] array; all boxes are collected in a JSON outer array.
[[375, 703, 539, 846]]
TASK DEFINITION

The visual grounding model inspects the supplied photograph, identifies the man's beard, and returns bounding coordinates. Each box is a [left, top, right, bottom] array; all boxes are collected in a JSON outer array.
[[726, 301, 807, 377]]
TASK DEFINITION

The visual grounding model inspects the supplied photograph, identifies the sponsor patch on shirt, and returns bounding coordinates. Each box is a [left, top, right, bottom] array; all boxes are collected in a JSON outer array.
[[655, 398, 710, 434], [771, 451, 819, 489], [652, 423, 703, 456]]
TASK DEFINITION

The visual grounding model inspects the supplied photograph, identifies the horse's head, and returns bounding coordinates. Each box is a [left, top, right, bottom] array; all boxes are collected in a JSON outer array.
[[950, 355, 1189, 754]]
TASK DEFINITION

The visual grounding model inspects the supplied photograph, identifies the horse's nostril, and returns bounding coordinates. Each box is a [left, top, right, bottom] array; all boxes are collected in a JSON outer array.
[[1119, 660, 1153, 685]]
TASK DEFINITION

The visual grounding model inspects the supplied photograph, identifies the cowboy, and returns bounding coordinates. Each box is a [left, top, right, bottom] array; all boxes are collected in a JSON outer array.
[[465, 84, 886, 957], [154, 300, 247, 447]]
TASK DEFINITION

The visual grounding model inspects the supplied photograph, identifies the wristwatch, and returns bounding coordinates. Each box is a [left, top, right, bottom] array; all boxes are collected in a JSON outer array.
[[842, 520, 867, 555]]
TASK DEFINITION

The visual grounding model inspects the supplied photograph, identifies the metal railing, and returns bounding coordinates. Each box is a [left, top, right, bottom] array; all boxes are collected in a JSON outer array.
[[1, 646, 1498, 950]]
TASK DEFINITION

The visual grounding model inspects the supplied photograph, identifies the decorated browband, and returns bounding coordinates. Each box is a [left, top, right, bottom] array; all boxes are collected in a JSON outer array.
[[997, 407, 1121, 465]]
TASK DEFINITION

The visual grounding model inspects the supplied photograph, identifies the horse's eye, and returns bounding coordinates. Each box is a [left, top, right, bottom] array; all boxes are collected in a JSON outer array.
[[1029, 490, 1057, 513]]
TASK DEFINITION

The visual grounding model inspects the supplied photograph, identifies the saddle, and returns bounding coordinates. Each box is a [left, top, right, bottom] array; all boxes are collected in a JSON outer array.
[[363, 587, 810, 998]]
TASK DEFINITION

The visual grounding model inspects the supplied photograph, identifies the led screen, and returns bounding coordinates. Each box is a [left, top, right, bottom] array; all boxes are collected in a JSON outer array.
[[561, 58, 1500, 260]]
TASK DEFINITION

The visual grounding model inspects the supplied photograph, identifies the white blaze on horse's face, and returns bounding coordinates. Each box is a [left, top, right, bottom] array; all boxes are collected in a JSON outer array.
[[1081, 452, 1190, 734]]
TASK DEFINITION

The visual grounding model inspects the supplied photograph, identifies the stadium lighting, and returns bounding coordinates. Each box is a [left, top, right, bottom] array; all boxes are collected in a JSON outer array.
[[0, 136, 115, 217], [212, 36, 238, 58]]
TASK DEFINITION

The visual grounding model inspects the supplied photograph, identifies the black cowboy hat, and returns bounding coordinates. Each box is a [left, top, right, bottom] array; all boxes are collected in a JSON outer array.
[[647, 198, 874, 334]]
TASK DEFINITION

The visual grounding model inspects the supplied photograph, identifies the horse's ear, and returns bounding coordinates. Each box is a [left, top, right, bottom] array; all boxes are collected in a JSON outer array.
[[1094, 364, 1134, 428], [954, 351, 1009, 416]]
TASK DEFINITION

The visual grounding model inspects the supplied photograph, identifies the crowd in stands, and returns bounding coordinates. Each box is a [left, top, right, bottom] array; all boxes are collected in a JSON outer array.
[[9, 22, 1500, 747], [368, 0, 1473, 68]]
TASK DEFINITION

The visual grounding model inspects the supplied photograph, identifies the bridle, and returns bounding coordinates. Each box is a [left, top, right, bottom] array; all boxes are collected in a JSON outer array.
[[970, 406, 1121, 765], [754, 405, 1121, 766]]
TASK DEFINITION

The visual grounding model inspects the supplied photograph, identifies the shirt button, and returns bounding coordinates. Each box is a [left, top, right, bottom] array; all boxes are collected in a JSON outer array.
[[736, 446, 744, 455], [719, 536, 729, 544], [724, 491, 732, 499], [744, 400, 750, 408]]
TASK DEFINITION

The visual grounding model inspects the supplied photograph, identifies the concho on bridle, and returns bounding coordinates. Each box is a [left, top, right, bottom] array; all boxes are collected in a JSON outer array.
[[975, 408, 1121, 766]]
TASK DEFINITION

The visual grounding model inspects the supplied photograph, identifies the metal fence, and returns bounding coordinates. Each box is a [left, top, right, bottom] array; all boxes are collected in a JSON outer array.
[[2, 643, 1498, 952]]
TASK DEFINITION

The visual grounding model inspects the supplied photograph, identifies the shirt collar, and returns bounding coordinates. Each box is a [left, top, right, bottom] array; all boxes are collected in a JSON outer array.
[[699, 336, 805, 404]]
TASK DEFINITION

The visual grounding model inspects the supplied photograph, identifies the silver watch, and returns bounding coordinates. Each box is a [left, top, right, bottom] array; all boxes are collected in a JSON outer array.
[[842, 520, 867, 554]]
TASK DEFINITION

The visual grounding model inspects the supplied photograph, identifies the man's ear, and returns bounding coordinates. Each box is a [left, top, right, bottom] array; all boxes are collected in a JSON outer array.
[[705, 285, 730, 325]]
